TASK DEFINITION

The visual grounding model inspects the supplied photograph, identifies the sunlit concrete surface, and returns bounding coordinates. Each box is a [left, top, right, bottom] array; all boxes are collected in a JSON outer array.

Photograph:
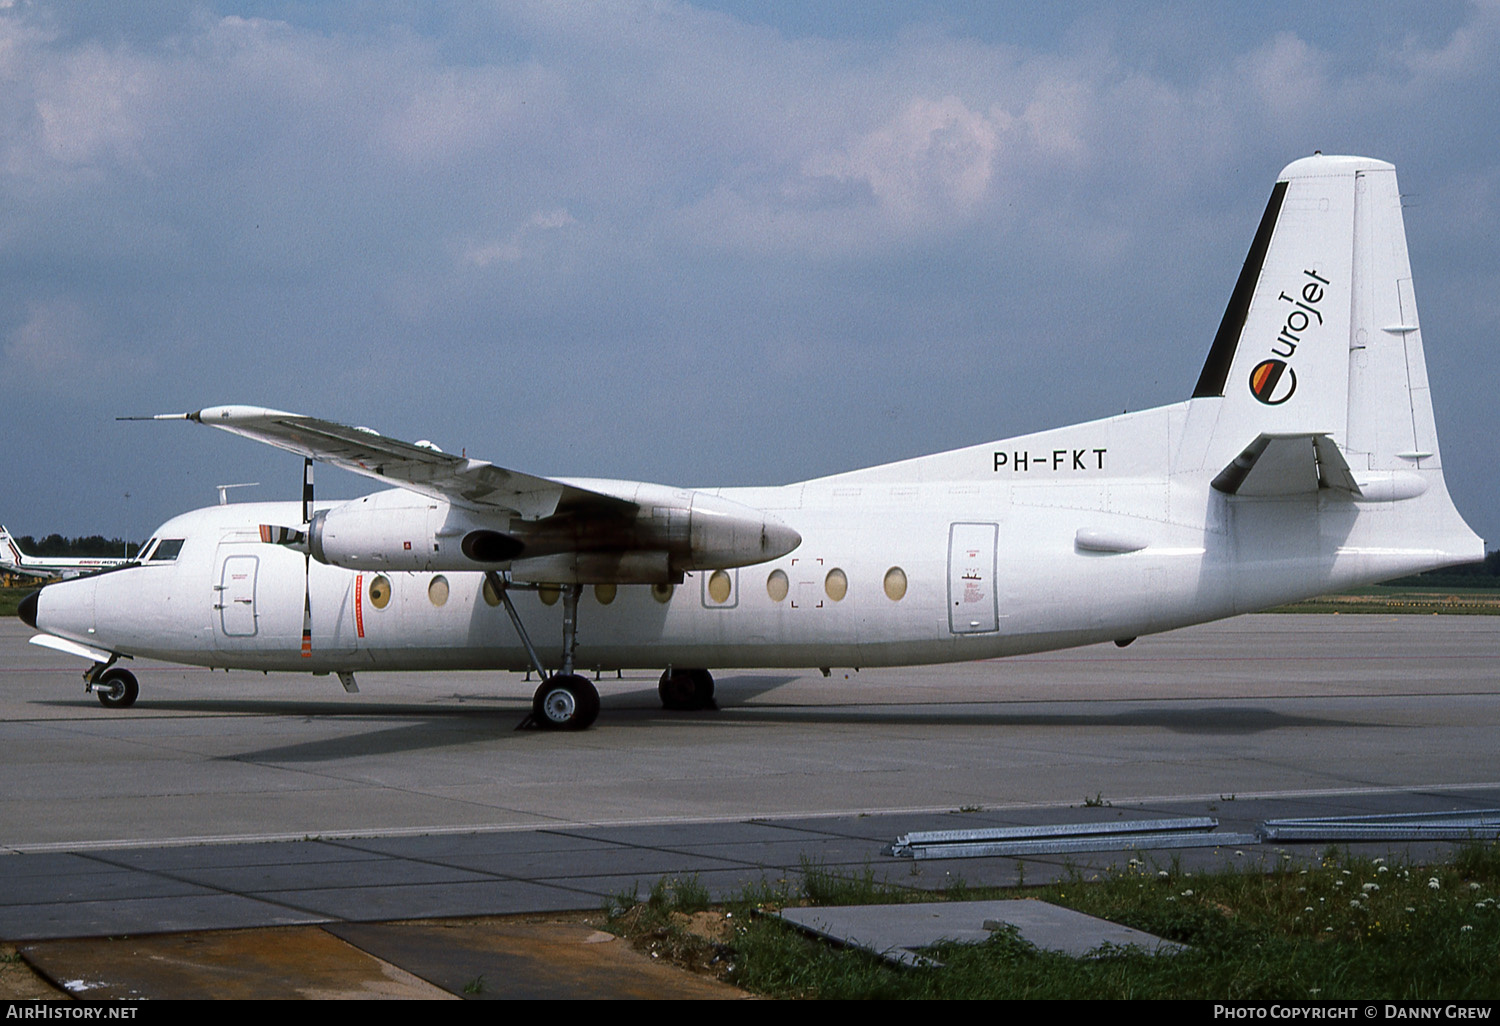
[[2, 614, 1498, 852], [2, 610, 1499, 999]]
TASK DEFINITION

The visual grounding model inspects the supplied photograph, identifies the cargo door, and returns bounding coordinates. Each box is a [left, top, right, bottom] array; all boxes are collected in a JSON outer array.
[[948, 522, 998, 634]]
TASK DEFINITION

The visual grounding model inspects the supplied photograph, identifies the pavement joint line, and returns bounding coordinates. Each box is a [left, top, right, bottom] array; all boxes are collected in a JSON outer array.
[[5, 782, 1500, 856]]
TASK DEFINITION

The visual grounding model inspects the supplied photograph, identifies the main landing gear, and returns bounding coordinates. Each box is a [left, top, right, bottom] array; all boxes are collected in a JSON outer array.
[[488, 573, 600, 731], [659, 667, 716, 711], [486, 573, 720, 729]]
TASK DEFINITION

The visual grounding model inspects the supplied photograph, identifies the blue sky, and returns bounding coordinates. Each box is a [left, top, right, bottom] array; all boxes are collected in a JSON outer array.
[[3, 1, 1497, 548]]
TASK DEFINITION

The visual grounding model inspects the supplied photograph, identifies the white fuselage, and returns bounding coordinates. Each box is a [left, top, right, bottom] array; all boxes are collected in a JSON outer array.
[[40, 399, 1479, 677]]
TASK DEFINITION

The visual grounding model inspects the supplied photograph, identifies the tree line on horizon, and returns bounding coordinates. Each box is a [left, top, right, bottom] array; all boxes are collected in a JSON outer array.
[[14, 534, 141, 559]]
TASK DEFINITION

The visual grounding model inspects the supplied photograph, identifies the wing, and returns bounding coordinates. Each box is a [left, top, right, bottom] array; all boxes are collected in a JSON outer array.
[[142, 406, 636, 521]]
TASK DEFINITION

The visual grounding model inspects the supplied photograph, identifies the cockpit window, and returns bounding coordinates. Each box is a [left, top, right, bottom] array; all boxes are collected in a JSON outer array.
[[149, 539, 185, 561], [139, 538, 158, 561]]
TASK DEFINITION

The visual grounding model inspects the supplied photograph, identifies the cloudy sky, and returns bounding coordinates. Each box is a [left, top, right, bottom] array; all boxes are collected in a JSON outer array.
[[3, 0, 1497, 549]]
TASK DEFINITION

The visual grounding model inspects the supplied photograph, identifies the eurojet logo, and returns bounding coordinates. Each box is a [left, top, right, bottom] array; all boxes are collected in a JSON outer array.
[[1248, 268, 1328, 406], [1249, 359, 1296, 405]]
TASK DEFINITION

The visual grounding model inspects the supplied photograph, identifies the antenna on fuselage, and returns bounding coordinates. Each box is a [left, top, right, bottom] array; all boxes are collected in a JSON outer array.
[[215, 482, 260, 505]]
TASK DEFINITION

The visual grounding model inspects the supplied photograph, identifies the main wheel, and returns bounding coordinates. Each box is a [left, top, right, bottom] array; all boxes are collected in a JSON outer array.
[[532, 674, 600, 730], [96, 668, 139, 709], [658, 668, 715, 711]]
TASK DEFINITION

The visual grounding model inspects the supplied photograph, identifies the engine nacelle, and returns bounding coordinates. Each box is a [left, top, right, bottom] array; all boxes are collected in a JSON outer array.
[[308, 491, 515, 572], [299, 484, 801, 580]]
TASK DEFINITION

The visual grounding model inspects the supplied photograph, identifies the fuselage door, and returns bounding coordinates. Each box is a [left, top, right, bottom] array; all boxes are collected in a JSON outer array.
[[217, 553, 259, 637], [948, 522, 999, 634]]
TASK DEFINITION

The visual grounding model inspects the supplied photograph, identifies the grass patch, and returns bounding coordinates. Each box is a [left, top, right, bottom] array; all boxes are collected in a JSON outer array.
[[1272, 584, 1500, 615], [604, 844, 1500, 999], [0, 586, 36, 618]]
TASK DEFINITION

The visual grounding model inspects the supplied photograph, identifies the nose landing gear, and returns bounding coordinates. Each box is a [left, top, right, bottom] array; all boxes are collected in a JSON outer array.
[[93, 667, 139, 709]]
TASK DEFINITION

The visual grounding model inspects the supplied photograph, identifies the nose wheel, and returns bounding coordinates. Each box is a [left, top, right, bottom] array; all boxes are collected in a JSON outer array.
[[94, 668, 139, 709]]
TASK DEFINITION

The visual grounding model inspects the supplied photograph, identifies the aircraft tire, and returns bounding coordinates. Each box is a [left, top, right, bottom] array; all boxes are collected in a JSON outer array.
[[96, 668, 139, 709], [658, 668, 715, 711], [532, 674, 600, 730]]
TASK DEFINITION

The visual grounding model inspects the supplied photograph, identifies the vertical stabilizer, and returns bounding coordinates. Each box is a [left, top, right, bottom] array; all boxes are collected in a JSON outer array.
[[1190, 155, 1379, 468], [1184, 154, 1481, 568]]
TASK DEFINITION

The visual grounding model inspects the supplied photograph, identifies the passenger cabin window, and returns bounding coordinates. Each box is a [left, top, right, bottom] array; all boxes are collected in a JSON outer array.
[[149, 539, 185, 561]]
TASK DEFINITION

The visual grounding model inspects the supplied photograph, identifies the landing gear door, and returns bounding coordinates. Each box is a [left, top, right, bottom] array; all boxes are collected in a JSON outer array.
[[948, 522, 998, 634], [217, 552, 259, 637]]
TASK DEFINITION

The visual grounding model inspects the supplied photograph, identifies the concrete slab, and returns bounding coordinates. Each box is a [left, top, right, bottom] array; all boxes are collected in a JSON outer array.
[[431, 845, 753, 880], [255, 878, 597, 921], [2, 893, 327, 942], [337, 830, 621, 859], [776, 899, 1183, 966], [166, 857, 495, 893], [90, 839, 389, 870], [328, 919, 747, 1000], [0, 866, 215, 905], [20, 926, 452, 999]]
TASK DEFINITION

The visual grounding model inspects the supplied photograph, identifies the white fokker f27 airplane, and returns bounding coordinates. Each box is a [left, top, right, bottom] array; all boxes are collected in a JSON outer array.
[[1, 526, 131, 580], [20, 155, 1484, 728]]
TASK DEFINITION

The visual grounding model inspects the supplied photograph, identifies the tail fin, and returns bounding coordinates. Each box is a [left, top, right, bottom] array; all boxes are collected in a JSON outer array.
[[0, 525, 25, 568], [1187, 156, 1448, 477], [1182, 154, 1481, 561]]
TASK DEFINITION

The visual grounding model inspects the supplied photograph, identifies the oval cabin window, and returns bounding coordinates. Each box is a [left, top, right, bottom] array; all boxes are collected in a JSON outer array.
[[369, 575, 392, 610]]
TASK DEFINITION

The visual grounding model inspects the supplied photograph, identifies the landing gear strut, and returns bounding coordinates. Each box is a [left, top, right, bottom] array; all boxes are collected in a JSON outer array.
[[488, 573, 600, 731], [659, 667, 715, 711]]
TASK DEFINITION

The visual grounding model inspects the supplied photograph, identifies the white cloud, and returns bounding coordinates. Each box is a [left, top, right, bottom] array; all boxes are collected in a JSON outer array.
[[1, 298, 150, 385], [805, 96, 1006, 228], [462, 208, 578, 267]]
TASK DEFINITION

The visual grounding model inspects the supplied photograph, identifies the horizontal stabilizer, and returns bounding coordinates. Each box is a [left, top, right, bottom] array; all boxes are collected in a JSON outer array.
[[1211, 434, 1359, 497]]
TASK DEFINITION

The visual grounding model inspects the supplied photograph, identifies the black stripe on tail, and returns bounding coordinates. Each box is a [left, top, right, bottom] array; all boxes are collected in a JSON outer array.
[[1192, 180, 1289, 398]]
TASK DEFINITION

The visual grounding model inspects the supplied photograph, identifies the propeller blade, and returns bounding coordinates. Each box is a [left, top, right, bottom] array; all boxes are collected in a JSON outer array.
[[301, 458, 313, 658], [300, 553, 313, 658], [302, 458, 314, 524], [258, 524, 308, 551]]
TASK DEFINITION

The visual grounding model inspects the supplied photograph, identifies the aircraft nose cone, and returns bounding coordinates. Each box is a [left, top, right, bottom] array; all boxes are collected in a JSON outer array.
[[18, 589, 39, 628]]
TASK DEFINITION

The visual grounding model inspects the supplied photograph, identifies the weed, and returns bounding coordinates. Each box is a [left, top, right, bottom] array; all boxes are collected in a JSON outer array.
[[798, 858, 906, 906], [649, 874, 711, 914], [463, 974, 485, 995]]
